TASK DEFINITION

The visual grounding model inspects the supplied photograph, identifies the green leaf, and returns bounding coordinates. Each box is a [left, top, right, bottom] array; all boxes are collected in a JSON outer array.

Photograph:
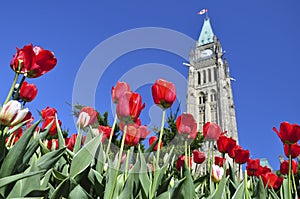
[[139, 150, 151, 198], [232, 180, 245, 199], [69, 185, 92, 199], [55, 116, 65, 149], [254, 177, 266, 199], [17, 129, 48, 172], [0, 120, 40, 178], [209, 176, 229, 199], [0, 170, 44, 188], [69, 135, 101, 178], [35, 147, 66, 170], [171, 163, 195, 199], [156, 191, 171, 199]]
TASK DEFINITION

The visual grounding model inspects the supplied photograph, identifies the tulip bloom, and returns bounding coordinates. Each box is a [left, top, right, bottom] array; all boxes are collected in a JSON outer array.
[[217, 135, 237, 154], [234, 148, 250, 164], [203, 122, 222, 141], [123, 124, 149, 147], [246, 159, 260, 176], [19, 81, 38, 102], [98, 125, 113, 142], [41, 107, 57, 119], [214, 156, 226, 167], [284, 143, 300, 158], [261, 172, 283, 189], [0, 100, 30, 126], [77, 106, 98, 128], [116, 91, 145, 124], [193, 150, 206, 164], [211, 164, 224, 183], [47, 139, 59, 150], [10, 44, 57, 78], [228, 145, 242, 159], [255, 165, 271, 177], [176, 155, 192, 171], [280, 159, 298, 175], [149, 136, 162, 151], [176, 113, 198, 139], [111, 82, 130, 104], [65, 134, 77, 151], [273, 121, 300, 144], [152, 79, 176, 109], [42, 116, 62, 136]]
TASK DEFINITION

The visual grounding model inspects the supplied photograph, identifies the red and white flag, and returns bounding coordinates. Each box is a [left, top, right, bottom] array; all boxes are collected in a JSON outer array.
[[197, 9, 208, 15]]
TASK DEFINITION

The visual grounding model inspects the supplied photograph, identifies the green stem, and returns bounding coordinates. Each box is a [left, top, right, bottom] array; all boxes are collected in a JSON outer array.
[[104, 114, 117, 164], [4, 73, 19, 104], [207, 141, 211, 174], [109, 125, 127, 199], [238, 164, 241, 184], [156, 109, 166, 168], [185, 140, 188, 167], [288, 144, 292, 199], [244, 170, 249, 199], [211, 141, 214, 165], [13, 75, 26, 100], [124, 149, 130, 179]]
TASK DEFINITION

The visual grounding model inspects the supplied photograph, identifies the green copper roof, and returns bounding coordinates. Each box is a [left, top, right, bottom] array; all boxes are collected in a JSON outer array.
[[198, 17, 214, 46]]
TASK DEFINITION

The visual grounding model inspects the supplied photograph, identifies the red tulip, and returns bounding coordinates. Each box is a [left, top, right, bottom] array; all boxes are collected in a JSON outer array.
[[234, 148, 250, 164], [0, 100, 30, 126], [124, 123, 149, 146], [98, 125, 113, 142], [273, 121, 300, 144], [41, 107, 57, 119], [6, 127, 23, 145], [42, 116, 62, 136], [261, 172, 283, 189], [228, 145, 242, 159], [19, 81, 38, 102], [255, 165, 271, 177], [246, 159, 260, 176], [77, 106, 98, 128], [66, 134, 77, 151], [193, 150, 206, 164], [214, 156, 226, 167], [203, 122, 222, 141], [152, 79, 176, 109], [47, 139, 59, 150], [217, 135, 237, 154], [176, 155, 192, 171], [116, 91, 145, 124], [280, 159, 298, 175], [284, 143, 300, 158], [10, 44, 57, 78], [111, 82, 131, 104], [149, 136, 162, 151], [176, 113, 198, 139]]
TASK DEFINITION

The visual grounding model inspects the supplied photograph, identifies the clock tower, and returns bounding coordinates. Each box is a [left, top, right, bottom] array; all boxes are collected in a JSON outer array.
[[186, 17, 238, 143]]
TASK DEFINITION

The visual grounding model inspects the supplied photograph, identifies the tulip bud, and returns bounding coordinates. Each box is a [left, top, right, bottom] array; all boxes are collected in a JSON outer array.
[[152, 79, 176, 109], [19, 81, 38, 102], [77, 106, 98, 128], [211, 164, 224, 183], [0, 100, 29, 126]]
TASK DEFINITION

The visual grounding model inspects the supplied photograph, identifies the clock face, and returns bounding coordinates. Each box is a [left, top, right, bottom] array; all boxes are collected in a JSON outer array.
[[200, 49, 213, 58]]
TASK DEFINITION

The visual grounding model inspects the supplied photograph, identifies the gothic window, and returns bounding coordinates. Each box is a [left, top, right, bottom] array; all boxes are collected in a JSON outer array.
[[197, 71, 201, 85], [199, 92, 206, 104], [203, 70, 206, 84], [210, 89, 217, 102], [208, 69, 212, 82]]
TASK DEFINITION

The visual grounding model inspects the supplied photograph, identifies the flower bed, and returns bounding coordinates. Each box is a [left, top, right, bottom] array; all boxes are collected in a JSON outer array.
[[0, 44, 299, 198]]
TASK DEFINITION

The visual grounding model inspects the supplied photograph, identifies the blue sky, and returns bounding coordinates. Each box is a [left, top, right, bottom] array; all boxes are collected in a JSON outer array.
[[0, 0, 299, 170]]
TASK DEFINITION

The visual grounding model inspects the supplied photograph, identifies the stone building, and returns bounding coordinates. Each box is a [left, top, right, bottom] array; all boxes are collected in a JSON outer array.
[[186, 17, 239, 147]]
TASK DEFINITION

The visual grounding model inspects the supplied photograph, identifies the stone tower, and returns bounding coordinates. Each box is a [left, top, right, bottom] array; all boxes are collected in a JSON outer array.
[[186, 17, 238, 141]]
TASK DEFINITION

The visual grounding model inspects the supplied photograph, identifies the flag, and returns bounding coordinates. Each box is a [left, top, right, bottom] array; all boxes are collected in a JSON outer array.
[[197, 9, 208, 15]]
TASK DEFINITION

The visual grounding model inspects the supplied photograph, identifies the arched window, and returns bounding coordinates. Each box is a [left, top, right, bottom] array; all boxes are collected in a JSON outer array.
[[199, 92, 206, 104], [208, 69, 212, 82], [203, 70, 206, 84], [197, 71, 201, 85], [210, 89, 217, 102]]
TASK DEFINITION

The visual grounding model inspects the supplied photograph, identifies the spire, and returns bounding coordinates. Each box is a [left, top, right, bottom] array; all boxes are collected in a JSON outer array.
[[198, 17, 214, 46]]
